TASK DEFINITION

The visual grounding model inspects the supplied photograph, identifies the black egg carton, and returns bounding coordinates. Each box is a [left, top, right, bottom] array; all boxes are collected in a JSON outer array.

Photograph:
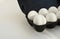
[[17, 0, 60, 32], [57, 19, 60, 25]]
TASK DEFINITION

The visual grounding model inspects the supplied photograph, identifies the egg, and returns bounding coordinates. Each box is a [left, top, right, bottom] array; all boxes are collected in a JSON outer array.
[[33, 15, 47, 25], [56, 11, 60, 25], [58, 6, 60, 11], [28, 10, 38, 20], [46, 13, 57, 22], [39, 8, 49, 16], [48, 6, 58, 14], [56, 11, 60, 19]]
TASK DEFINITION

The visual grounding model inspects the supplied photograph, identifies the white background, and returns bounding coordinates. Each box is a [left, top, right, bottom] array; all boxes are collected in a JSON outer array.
[[0, 0, 60, 39]]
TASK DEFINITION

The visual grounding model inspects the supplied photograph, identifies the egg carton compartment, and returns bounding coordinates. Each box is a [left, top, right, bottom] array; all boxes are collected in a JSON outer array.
[[46, 22, 57, 28], [57, 19, 60, 25], [26, 15, 46, 32]]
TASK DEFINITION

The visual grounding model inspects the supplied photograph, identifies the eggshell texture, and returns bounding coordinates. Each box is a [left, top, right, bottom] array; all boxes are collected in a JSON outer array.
[[33, 15, 47, 25], [28, 10, 38, 20], [39, 8, 49, 16], [56, 11, 60, 19], [48, 6, 58, 14], [46, 13, 57, 22], [58, 6, 60, 11]]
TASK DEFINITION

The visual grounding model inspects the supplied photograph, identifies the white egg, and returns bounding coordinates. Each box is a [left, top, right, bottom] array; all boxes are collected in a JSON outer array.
[[48, 6, 58, 14], [56, 11, 60, 19], [39, 8, 49, 16], [58, 6, 60, 11], [46, 13, 57, 22], [28, 10, 38, 20], [33, 15, 47, 25]]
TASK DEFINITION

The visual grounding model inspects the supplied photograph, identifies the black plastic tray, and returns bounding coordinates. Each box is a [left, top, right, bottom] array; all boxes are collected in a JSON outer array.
[[17, 0, 60, 32]]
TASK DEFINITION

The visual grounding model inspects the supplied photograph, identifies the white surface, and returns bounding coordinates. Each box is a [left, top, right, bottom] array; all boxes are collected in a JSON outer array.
[[0, 0, 60, 39]]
